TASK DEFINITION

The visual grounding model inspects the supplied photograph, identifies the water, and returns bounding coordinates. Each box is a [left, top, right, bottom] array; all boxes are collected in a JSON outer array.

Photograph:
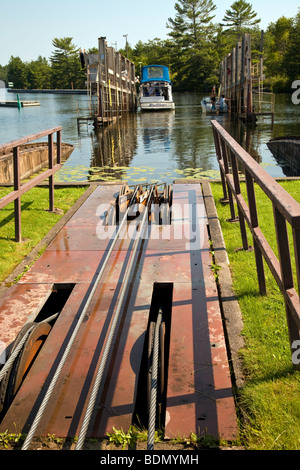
[[0, 88, 299, 184]]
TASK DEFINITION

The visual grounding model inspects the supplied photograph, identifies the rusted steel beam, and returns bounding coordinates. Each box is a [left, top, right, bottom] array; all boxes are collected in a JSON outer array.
[[0, 128, 62, 241], [0, 127, 62, 153], [212, 120, 300, 228], [48, 134, 54, 212], [13, 146, 21, 242], [245, 169, 266, 295], [0, 164, 61, 209], [230, 149, 249, 249], [211, 119, 300, 369]]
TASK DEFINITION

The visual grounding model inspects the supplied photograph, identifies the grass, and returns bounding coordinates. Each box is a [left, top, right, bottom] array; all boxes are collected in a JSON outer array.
[[210, 180, 300, 450], [0, 185, 87, 283]]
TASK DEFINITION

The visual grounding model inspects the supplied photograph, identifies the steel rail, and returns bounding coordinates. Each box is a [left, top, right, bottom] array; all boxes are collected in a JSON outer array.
[[75, 184, 155, 450], [21, 186, 139, 450]]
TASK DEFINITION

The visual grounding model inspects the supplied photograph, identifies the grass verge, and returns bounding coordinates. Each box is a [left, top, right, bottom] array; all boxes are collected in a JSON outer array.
[[210, 180, 300, 450], [0, 185, 88, 283]]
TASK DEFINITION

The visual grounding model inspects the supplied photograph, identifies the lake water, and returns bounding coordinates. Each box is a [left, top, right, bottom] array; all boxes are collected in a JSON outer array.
[[0, 89, 299, 185]]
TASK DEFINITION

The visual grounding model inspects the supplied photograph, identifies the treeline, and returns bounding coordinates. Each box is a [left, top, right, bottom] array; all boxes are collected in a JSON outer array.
[[0, 38, 86, 90], [0, 1, 299, 93]]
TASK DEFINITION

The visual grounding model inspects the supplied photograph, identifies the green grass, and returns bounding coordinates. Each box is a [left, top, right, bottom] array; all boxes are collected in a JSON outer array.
[[210, 180, 300, 450], [0, 185, 87, 283]]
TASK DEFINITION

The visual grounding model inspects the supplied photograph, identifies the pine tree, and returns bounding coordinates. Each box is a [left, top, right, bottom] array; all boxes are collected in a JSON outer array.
[[284, 10, 300, 82], [27, 56, 52, 89], [166, 0, 218, 90], [221, 0, 260, 41], [7, 56, 28, 89], [50, 37, 85, 89]]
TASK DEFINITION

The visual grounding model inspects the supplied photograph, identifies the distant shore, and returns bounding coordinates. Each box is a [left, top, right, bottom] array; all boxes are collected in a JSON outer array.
[[7, 89, 87, 94]]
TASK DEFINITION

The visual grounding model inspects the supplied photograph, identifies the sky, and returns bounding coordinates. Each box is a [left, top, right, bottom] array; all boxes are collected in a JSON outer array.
[[0, 0, 299, 66]]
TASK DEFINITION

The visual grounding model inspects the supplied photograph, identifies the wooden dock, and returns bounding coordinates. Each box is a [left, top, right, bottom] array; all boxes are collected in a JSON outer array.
[[219, 32, 274, 124], [79, 38, 137, 128], [0, 100, 40, 107]]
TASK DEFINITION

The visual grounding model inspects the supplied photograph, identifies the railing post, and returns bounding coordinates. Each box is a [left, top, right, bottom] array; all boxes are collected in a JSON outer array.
[[212, 127, 228, 202], [230, 150, 249, 251], [57, 129, 61, 165], [274, 205, 300, 368], [48, 133, 54, 212], [13, 146, 21, 242], [293, 227, 300, 299], [220, 139, 238, 222], [245, 169, 266, 295]]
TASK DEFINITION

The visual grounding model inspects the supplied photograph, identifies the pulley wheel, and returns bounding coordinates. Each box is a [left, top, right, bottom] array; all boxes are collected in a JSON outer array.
[[0, 321, 51, 415]]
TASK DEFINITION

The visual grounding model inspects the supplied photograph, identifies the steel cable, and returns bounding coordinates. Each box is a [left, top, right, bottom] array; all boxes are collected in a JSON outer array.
[[21, 186, 139, 450], [0, 311, 60, 383], [75, 185, 154, 450], [147, 310, 162, 451], [0, 325, 35, 383]]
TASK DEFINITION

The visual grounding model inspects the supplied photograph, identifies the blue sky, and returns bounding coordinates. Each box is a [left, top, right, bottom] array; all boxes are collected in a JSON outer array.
[[0, 0, 299, 66]]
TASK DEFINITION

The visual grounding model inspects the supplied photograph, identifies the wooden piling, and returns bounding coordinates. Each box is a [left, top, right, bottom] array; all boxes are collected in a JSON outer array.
[[81, 38, 137, 128], [219, 33, 274, 124]]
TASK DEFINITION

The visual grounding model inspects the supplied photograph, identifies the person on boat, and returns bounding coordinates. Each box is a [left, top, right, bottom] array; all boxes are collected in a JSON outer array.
[[219, 95, 226, 110], [148, 85, 154, 96], [210, 87, 216, 110]]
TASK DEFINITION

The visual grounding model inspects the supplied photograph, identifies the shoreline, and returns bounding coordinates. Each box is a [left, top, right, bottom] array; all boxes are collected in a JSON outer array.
[[7, 89, 87, 94]]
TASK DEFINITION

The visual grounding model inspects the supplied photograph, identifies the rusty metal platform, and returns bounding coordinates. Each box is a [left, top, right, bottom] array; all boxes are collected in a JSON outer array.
[[0, 183, 238, 443]]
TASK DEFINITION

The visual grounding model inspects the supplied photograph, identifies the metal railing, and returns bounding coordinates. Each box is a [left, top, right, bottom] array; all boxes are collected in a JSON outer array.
[[211, 119, 300, 369], [0, 127, 62, 242]]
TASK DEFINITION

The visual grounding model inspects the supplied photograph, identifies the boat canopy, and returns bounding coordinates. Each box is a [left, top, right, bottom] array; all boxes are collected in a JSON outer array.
[[140, 65, 171, 84]]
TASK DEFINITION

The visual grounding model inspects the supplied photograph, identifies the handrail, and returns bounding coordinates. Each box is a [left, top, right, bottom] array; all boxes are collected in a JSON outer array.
[[0, 127, 62, 153], [211, 119, 300, 370], [0, 127, 62, 241]]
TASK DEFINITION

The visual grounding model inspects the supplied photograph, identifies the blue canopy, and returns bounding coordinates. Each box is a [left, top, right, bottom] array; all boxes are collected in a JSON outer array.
[[140, 65, 171, 84]]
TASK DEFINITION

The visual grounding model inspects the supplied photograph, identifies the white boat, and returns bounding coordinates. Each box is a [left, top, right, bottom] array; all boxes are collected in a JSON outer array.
[[201, 96, 228, 114], [138, 65, 175, 111]]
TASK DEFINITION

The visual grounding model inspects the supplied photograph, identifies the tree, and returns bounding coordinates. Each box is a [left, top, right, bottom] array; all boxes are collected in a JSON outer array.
[[27, 56, 52, 89], [221, 0, 260, 41], [50, 37, 85, 89], [0, 64, 7, 85], [167, 0, 217, 45], [166, 0, 218, 90], [284, 10, 300, 83], [7, 56, 28, 89], [264, 17, 293, 85]]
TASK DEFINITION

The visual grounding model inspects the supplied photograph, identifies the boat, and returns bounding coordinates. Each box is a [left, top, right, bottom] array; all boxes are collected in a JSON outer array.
[[201, 96, 228, 114], [267, 136, 300, 176], [138, 65, 175, 111]]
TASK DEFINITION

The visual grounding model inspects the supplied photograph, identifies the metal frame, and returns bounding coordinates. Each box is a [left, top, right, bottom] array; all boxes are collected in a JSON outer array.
[[212, 119, 300, 369], [0, 127, 62, 242]]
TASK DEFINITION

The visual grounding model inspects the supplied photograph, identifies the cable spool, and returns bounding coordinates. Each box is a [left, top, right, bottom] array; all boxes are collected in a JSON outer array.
[[0, 322, 51, 416]]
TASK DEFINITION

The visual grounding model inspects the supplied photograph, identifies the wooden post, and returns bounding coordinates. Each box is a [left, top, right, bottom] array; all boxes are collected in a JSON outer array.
[[245, 169, 266, 294], [274, 206, 300, 369], [13, 146, 21, 242], [57, 129, 61, 165], [48, 133, 54, 212], [220, 139, 238, 222], [230, 151, 249, 250], [231, 47, 236, 113], [212, 127, 228, 202]]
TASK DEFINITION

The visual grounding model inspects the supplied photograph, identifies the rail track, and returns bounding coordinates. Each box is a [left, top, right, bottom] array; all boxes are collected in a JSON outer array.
[[0, 182, 238, 449]]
